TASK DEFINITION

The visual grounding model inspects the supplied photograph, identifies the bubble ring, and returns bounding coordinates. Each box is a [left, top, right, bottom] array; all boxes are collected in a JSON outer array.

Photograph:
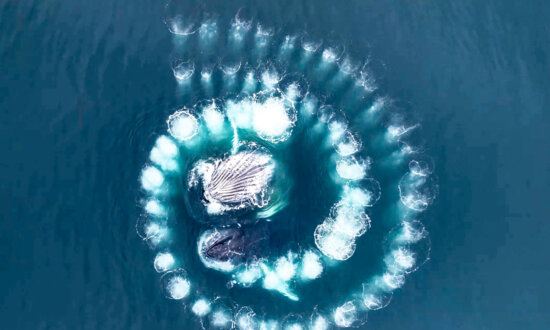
[[138, 9, 438, 329]]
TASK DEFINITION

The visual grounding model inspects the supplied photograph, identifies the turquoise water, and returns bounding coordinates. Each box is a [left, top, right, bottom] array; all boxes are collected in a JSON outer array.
[[1, 0, 549, 329]]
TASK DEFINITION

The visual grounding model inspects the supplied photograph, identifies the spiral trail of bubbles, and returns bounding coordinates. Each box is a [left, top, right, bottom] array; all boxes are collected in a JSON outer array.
[[137, 6, 438, 329]]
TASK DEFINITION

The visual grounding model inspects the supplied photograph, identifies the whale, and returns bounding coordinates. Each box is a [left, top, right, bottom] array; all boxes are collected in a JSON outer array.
[[198, 224, 270, 272]]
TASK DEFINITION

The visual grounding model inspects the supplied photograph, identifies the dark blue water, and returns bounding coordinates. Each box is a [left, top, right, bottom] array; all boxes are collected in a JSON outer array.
[[2, 0, 549, 329]]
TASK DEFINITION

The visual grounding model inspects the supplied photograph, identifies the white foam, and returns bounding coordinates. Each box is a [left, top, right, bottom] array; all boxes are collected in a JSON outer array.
[[331, 204, 370, 238], [397, 221, 427, 244], [333, 301, 358, 328], [310, 315, 329, 330], [165, 16, 196, 36], [144, 222, 161, 238], [242, 71, 257, 93], [328, 120, 348, 142], [234, 265, 263, 286], [166, 276, 190, 300], [236, 307, 257, 330], [226, 99, 254, 129], [229, 16, 251, 42], [144, 200, 166, 217], [336, 157, 368, 181], [211, 310, 232, 328], [261, 69, 280, 90], [275, 253, 297, 281], [259, 320, 279, 330], [386, 247, 416, 273], [150, 135, 179, 171], [342, 185, 373, 207], [321, 48, 338, 63], [284, 323, 303, 330], [141, 166, 164, 191], [300, 251, 323, 280], [202, 103, 226, 134], [382, 272, 405, 290], [199, 20, 217, 42], [154, 252, 175, 272], [172, 61, 194, 81], [254, 25, 272, 48], [334, 131, 361, 156], [260, 264, 299, 301], [251, 97, 295, 142], [167, 110, 199, 141], [192, 298, 212, 317], [201, 67, 213, 82], [314, 222, 356, 261]]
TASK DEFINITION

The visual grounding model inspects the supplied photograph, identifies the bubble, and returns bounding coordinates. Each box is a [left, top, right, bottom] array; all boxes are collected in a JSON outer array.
[[165, 15, 197, 36], [141, 13, 437, 327], [202, 102, 226, 134], [140, 166, 164, 191], [275, 253, 297, 281], [398, 171, 438, 211], [330, 203, 370, 238], [252, 97, 296, 142], [314, 222, 357, 261], [236, 307, 257, 330], [310, 314, 330, 330], [144, 199, 166, 217], [167, 110, 199, 142], [341, 179, 381, 207], [381, 272, 405, 291], [210, 310, 233, 328], [261, 69, 281, 90], [192, 298, 212, 317], [384, 247, 416, 274], [254, 24, 273, 49], [362, 283, 393, 310], [221, 57, 242, 75], [328, 119, 348, 142], [300, 250, 323, 280], [301, 34, 322, 53], [260, 263, 300, 301], [199, 19, 218, 43], [229, 13, 252, 43], [161, 269, 191, 300], [149, 135, 179, 171], [234, 264, 263, 286], [333, 131, 361, 156], [172, 60, 195, 81], [321, 48, 339, 63], [409, 159, 433, 176], [154, 252, 175, 272], [394, 220, 428, 244], [259, 320, 280, 330], [336, 157, 369, 181], [333, 301, 367, 328]]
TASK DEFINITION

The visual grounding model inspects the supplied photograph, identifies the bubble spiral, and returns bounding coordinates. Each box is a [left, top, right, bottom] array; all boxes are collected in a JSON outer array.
[[138, 5, 438, 329]]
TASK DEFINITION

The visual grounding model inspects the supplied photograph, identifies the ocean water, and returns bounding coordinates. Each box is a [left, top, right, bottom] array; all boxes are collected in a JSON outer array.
[[1, 0, 549, 329]]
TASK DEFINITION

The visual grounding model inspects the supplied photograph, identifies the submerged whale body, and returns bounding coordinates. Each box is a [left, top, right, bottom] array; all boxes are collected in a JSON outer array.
[[189, 150, 275, 216], [198, 224, 270, 272]]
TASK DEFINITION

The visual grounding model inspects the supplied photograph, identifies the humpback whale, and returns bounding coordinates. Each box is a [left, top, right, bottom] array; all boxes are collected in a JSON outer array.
[[189, 149, 275, 215], [198, 224, 270, 272]]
